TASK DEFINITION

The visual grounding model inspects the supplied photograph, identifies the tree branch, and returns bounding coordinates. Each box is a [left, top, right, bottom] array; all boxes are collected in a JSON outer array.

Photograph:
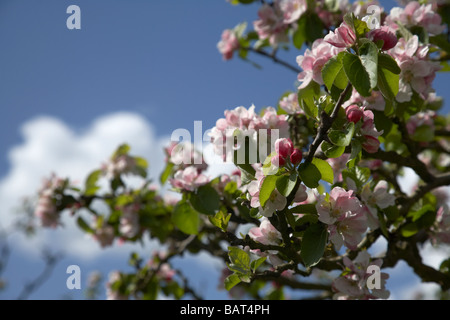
[[243, 47, 302, 73]]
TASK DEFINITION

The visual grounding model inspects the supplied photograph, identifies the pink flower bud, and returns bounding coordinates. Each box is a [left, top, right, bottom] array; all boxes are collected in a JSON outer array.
[[346, 104, 364, 123], [275, 138, 294, 159], [362, 135, 380, 153], [324, 22, 356, 48], [368, 26, 398, 51], [290, 148, 303, 165], [272, 154, 286, 167]]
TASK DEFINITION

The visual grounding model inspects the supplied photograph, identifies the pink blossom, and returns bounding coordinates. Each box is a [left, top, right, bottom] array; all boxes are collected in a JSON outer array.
[[430, 205, 450, 245], [168, 141, 207, 172], [119, 204, 140, 238], [343, 89, 386, 111], [170, 166, 209, 192], [368, 26, 398, 51], [279, 93, 302, 114], [406, 110, 436, 136], [293, 184, 308, 203], [327, 153, 351, 183], [278, 0, 307, 24], [386, 2, 445, 35], [209, 105, 289, 163], [34, 174, 66, 228], [92, 219, 115, 248], [106, 271, 128, 300], [333, 251, 390, 300], [316, 187, 368, 250], [361, 181, 396, 229], [253, 4, 288, 46], [217, 29, 240, 61], [360, 109, 382, 153], [248, 218, 282, 246], [101, 154, 139, 179], [296, 39, 344, 89], [260, 189, 287, 218], [324, 22, 356, 48]]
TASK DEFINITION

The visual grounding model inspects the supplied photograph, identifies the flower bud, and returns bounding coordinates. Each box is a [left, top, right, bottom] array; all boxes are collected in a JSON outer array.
[[346, 104, 364, 123], [362, 135, 380, 153], [368, 26, 398, 51], [275, 138, 294, 159], [290, 148, 303, 165]]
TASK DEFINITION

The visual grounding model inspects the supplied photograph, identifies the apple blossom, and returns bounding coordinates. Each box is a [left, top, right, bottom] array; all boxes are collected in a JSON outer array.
[[385, 1, 445, 35], [217, 29, 240, 61], [297, 39, 344, 89], [406, 110, 436, 136], [279, 93, 302, 115], [324, 22, 356, 48], [92, 219, 115, 248], [326, 153, 351, 184], [361, 180, 396, 229], [343, 89, 386, 111], [253, 3, 289, 46], [332, 251, 390, 300], [248, 218, 282, 246], [34, 174, 67, 228], [119, 204, 140, 239], [170, 166, 209, 192], [316, 187, 368, 250], [106, 271, 128, 300], [260, 189, 287, 218], [388, 35, 441, 102], [430, 205, 450, 245], [278, 0, 307, 24]]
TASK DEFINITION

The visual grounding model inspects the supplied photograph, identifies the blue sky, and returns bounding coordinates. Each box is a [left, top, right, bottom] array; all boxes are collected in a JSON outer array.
[[0, 0, 449, 300]]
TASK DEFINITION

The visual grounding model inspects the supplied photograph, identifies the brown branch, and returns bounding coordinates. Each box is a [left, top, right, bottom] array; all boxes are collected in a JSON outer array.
[[304, 83, 352, 164], [243, 47, 302, 73]]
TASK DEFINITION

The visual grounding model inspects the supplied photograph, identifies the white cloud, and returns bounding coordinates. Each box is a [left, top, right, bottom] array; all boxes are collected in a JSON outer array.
[[0, 112, 171, 260]]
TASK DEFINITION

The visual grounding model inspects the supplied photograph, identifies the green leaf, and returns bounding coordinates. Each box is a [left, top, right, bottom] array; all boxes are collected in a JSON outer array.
[[298, 82, 320, 119], [209, 210, 231, 232], [189, 185, 220, 215], [328, 122, 355, 147], [259, 175, 279, 208], [311, 158, 334, 184], [293, 16, 307, 49], [172, 200, 200, 235], [322, 53, 345, 92], [377, 66, 400, 101], [228, 246, 251, 274], [321, 141, 346, 158], [343, 52, 372, 97], [288, 204, 318, 215], [400, 222, 418, 238], [251, 257, 267, 273], [359, 41, 378, 90], [84, 169, 102, 196], [300, 223, 328, 268], [341, 166, 370, 190], [276, 173, 297, 197], [112, 144, 130, 159], [160, 162, 174, 184], [77, 217, 94, 234], [411, 125, 435, 142], [378, 53, 401, 74], [298, 162, 321, 188], [224, 273, 241, 291]]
